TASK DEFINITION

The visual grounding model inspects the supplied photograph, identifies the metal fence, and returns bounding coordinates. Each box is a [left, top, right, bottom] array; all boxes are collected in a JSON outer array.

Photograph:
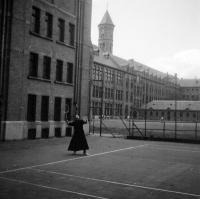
[[89, 117, 200, 143]]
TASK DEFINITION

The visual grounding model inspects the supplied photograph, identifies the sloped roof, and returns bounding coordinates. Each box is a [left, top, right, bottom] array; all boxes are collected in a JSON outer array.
[[178, 79, 200, 87], [99, 10, 114, 26], [133, 61, 173, 79], [92, 46, 176, 83], [93, 54, 119, 69], [143, 100, 200, 111], [109, 54, 129, 67]]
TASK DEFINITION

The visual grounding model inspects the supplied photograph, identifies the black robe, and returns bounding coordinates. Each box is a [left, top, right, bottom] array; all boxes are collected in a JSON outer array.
[[68, 119, 89, 151]]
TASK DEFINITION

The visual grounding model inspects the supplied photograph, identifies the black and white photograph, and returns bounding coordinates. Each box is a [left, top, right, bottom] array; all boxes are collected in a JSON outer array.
[[0, 0, 200, 198]]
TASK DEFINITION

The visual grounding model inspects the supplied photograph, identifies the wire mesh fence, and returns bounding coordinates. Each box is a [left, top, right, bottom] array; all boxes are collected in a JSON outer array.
[[89, 115, 200, 143]]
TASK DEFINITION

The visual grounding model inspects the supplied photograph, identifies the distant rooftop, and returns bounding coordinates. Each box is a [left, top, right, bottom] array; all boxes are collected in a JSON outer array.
[[93, 45, 174, 80], [179, 79, 200, 87], [143, 100, 200, 111]]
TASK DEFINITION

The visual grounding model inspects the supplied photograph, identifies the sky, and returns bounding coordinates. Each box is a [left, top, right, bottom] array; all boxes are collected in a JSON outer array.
[[91, 0, 200, 79]]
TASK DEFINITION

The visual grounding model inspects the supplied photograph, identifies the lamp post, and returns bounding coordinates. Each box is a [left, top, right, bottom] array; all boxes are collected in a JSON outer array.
[[174, 73, 177, 139], [144, 70, 149, 137]]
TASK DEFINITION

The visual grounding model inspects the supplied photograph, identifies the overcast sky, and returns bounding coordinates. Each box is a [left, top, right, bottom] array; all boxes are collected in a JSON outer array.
[[91, 0, 200, 79]]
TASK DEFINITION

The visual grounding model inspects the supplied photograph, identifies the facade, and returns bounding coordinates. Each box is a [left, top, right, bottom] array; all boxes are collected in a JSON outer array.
[[140, 100, 200, 122], [90, 10, 200, 121], [0, 0, 92, 140], [90, 11, 179, 119], [179, 79, 200, 101]]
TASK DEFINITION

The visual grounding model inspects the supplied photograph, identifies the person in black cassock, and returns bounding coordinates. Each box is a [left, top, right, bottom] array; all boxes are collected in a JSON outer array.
[[67, 115, 89, 155]]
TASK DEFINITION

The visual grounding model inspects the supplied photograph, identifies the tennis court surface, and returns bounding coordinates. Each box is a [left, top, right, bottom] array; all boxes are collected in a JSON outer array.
[[0, 135, 200, 199]]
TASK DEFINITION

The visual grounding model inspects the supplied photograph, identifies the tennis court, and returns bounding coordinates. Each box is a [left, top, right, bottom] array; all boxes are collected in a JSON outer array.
[[0, 136, 200, 199]]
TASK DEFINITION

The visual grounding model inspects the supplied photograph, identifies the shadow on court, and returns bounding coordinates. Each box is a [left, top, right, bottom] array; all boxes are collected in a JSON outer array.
[[0, 135, 200, 199]]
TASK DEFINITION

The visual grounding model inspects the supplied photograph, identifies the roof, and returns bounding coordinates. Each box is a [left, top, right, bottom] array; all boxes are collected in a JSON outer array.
[[143, 100, 200, 111], [92, 47, 176, 81], [109, 54, 129, 67], [93, 54, 119, 69], [99, 10, 114, 26], [132, 60, 173, 79], [178, 79, 200, 87]]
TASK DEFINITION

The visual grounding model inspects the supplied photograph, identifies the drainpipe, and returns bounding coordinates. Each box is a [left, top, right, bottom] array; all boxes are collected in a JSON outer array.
[[0, 0, 13, 141]]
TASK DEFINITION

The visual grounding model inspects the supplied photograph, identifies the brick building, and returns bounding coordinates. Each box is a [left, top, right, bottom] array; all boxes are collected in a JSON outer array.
[[179, 79, 200, 101], [0, 0, 92, 140], [90, 11, 179, 119], [90, 10, 199, 121], [140, 100, 200, 122]]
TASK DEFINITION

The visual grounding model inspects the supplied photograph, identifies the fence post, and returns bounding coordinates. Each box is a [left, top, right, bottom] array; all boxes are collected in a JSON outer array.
[[195, 121, 197, 140], [163, 121, 165, 138], [93, 117, 94, 134]]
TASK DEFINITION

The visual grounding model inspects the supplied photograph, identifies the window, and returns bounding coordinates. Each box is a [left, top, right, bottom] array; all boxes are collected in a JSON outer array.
[[58, 18, 65, 42], [130, 92, 133, 103], [92, 64, 103, 80], [56, 60, 63, 81], [32, 6, 40, 34], [115, 104, 122, 116], [43, 56, 51, 79], [105, 68, 113, 83], [131, 78, 134, 88], [69, 23, 75, 46], [105, 88, 108, 99], [29, 52, 38, 77], [126, 91, 128, 102], [54, 97, 61, 121], [45, 12, 53, 38], [105, 103, 113, 116], [111, 89, 114, 99], [93, 85, 102, 98], [116, 71, 123, 85], [66, 62, 73, 83], [41, 96, 49, 121], [105, 88, 112, 99], [27, 94, 36, 121], [116, 90, 123, 101], [92, 101, 102, 115]]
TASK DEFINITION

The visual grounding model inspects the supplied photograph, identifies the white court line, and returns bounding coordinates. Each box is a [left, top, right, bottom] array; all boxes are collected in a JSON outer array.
[[148, 145, 200, 153], [32, 168, 200, 198], [0, 176, 109, 199], [0, 144, 147, 174]]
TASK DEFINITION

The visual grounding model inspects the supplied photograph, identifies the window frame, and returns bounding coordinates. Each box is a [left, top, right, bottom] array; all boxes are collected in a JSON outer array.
[[41, 96, 49, 121], [66, 62, 73, 84], [29, 52, 38, 77], [45, 12, 53, 38], [69, 23, 75, 46], [58, 18, 65, 42], [43, 56, 51, 79], [56, 59, 63, 82], [32, 6, 40, 34], [27, 94, 37, 121]]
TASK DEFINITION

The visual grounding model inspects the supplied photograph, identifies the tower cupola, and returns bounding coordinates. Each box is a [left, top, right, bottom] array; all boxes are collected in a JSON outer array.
[[98, 10, 115, 54]]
